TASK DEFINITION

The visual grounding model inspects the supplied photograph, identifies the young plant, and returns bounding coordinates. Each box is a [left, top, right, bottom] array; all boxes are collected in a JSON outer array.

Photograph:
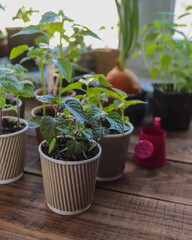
[[86, 106, 125, 140], [62, 74, 144, 128], [0, 67, 34, 132], [61, 74, 114, 110], [28, 93, 125, 159], [134, 7, 192, 92], [106, 0, 141, 94], [38, 10, 100, 97]]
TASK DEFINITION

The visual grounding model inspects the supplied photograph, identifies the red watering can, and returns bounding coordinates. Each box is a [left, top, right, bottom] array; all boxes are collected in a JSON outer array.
[[134, 117, 166, 168]]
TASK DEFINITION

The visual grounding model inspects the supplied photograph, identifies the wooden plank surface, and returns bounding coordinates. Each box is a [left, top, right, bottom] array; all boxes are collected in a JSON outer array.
[[0, 173, 192, 240], [97, 153, 192, 206]]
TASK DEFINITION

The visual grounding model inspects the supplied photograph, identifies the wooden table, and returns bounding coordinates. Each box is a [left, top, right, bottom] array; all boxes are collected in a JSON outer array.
[[0, 109, 192, 239]]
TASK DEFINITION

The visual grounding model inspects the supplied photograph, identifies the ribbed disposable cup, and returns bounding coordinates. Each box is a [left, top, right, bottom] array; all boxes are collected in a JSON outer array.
[[3, 99, 22, 117], [39, 139, 101, 215], [97, 122, 134, 182], [0, 117, 28, 184]]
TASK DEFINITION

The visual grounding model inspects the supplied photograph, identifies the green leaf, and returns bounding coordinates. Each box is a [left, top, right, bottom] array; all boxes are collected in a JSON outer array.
[[186, 6, 192, 11], [61, 82, 85, 94], [20, 84, 34, 98], [81, 128, 93, 140], [150, 68, 158, 79], [37, 94, 59, 104], [74, 24, 101, 40], [92, 122, 108, 140], [178, 13, 191, 19], [12, 26, 43, 36], [28, 116, 42, 128], [146, 44, 157, 56], [40, 116, 60, 145], [64, 98, 86, 122], [27, 47, 40, 58], [40, 11, 60, 24], [10, 45, 29, 60], [86, 107, 106, 123], [125, 100, 145, 108], [161, 54, 172, 70], [106, 112, 124, 134], [5, 104, 17, 113], [66, 139, 87, 156], [48, 138, 56, 153], [0, 75, 21, 95], [52, 58, 72, 83], [0, 92, 5, 108], [0, 4, 5, 11], [98, 75, 111, 87], [132, 51, 142, 59], [0, 68, 13, 74], [88, 141, 97, 151]]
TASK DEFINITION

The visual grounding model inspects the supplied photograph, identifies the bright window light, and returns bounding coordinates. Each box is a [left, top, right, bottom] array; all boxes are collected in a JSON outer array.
[[0, 0, 119, 49], [174, 0, 192, 39]]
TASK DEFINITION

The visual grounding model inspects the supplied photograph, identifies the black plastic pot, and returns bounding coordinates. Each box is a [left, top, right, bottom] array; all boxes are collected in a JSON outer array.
[[153, 84, 192, 131], [124, 90, 149, 126]]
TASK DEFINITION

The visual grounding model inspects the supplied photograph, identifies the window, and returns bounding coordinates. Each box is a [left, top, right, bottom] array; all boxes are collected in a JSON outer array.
[[0, 0, 119, 49], [174, 0, 191, 39]]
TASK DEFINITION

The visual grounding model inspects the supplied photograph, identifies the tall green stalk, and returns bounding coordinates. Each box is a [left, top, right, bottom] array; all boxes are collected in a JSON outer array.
[[40, 49, 46, 116], [58, 19, 64, 98], [115, 0, 139, 68]]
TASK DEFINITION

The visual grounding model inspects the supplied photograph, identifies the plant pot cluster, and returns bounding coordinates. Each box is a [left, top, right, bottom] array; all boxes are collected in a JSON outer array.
[[1, 8, 137, 217], [2, 2, 192, 220]]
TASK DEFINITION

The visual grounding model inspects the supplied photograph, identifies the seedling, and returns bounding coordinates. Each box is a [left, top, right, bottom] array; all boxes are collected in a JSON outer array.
[[0, 68, 34, 134]]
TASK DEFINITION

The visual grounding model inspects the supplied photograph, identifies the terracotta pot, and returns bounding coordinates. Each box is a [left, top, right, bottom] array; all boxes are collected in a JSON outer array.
[[97, 122, 134, 182], [31, 104, 54, 144], [39, 139, 101, 215], [3, 98, 22, 117], [93, 49, 120, 76], [34, 88, 76, 105], [0, 117, 28, 184]]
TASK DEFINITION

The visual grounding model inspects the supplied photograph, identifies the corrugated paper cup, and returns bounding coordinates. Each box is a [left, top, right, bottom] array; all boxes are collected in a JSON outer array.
[[39, 140, 101, 215], [0, 117, 28, 184], [3, 99, 22, 117], [97, 122, 134, 182]]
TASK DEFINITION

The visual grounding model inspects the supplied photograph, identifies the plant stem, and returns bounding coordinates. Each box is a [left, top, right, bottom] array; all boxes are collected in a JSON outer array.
[[40, 50, 46, 116], [58, 20, 63, 98], [16, 96, 20, 128]]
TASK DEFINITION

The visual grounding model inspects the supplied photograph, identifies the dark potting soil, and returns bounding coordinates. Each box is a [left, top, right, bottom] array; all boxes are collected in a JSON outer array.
[[41, 137, 99, 161], [4, 99, 16, 108], [3, 118, 25, 134]]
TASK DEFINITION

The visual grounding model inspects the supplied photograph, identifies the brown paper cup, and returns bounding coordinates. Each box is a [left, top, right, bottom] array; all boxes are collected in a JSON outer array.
[[0, 117, 28, 184], [3, 99, 22, 117], [97, 122, 134, 182], [39, 140, 101, 215]]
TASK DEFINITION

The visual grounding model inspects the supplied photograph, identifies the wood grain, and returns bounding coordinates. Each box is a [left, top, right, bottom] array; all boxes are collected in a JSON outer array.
[[0, 173, 192, 240], [97, 153, 192, 206]]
